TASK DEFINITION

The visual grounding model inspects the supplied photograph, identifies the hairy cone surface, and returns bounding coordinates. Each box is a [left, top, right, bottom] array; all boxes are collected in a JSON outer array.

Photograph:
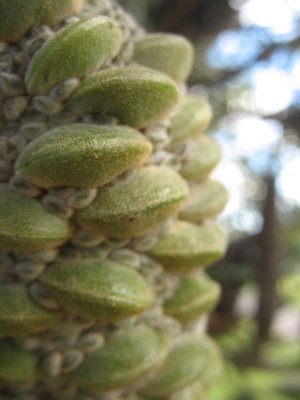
[[0, 1, 228, 399]]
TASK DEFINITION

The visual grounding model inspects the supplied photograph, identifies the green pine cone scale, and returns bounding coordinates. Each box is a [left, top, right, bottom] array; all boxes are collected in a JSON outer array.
[[0, 0, 86, 43], [0, 285, 62, 336], [26, 16, 122, 94], [69, 325, 171, 392], [140, 335, 210, 397], [67, 65, 180, 128], [40, 259, 156, 322], [163, 273, 221, 322], [0, 189, 72, 252], [76, 166, 189, 238], [16, 124, 152, 188], [147, 221, 227, 273], [0, 342, 39, 382], [132, 33, 194, 83]]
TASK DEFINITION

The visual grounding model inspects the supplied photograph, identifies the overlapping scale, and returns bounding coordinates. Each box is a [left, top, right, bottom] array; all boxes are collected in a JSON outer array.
[[26, 16, 122, 94], [179, 136, 221, 182], [0, 0, 86, 43], [76, 166, 188, 238], [145, 338, 223, 399], [170, 381, 206, 400], [179, 180, 228, 222], [132, 33, 194, 83], [163, 273, 221, 323], [198, 336, 224, 388], [40, 259, 156, 321], [147, 220, 227, 273], [0, 189, 73, 252], [140, 335, 211, 397], [0, 342, 39, 382], [69, 325, 171, 392], [0, 285, 62, 336], [16, 124, 152, 188], [168, 95, 212, 147], [67, 65, 179, 128]]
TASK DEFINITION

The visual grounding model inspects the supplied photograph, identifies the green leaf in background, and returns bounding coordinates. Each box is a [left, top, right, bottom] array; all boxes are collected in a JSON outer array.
[[278, 272, 300, 309]]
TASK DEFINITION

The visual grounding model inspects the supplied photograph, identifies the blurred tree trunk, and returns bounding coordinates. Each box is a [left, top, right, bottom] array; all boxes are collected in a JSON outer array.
[[256, 175, 280, 341], [149, 0, 236, 37]]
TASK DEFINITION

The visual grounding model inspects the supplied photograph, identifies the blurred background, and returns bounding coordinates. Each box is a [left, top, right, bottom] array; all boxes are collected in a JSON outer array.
[[120, 1, 300, 399]]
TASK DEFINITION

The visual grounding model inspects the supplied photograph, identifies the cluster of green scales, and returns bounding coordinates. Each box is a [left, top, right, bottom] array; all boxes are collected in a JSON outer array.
[[0, 1, 228, 399]]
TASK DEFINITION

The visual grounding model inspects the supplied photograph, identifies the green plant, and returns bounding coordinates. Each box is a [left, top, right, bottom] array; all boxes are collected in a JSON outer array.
[[0, 1, 228, 399]]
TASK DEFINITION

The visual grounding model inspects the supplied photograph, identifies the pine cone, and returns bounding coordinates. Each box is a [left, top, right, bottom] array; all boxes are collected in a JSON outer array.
[[0, 1, 228, 399]]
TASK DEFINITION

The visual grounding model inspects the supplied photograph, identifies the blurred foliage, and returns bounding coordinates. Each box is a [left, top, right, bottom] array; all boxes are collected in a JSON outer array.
[[262, 341, 300, 368], [278, 272, 300, 309], [216, 318, 257, 356], [209, 262, 256, 284], [207, 355, 300, 399]]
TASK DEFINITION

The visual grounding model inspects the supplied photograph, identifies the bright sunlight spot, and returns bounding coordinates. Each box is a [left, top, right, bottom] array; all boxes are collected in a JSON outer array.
[[206, 29, 261, 70], [239, 0, 295, 36], [290, 51, 300, 90], [213, 162, 245, 216], [278, 157, 300, 205], [231, 116, 283, 156], [249, 67, 293, 115]]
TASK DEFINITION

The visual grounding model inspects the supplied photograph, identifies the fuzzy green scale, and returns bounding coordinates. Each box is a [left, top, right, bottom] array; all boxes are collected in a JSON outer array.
[[0, 1, 227, 399]]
